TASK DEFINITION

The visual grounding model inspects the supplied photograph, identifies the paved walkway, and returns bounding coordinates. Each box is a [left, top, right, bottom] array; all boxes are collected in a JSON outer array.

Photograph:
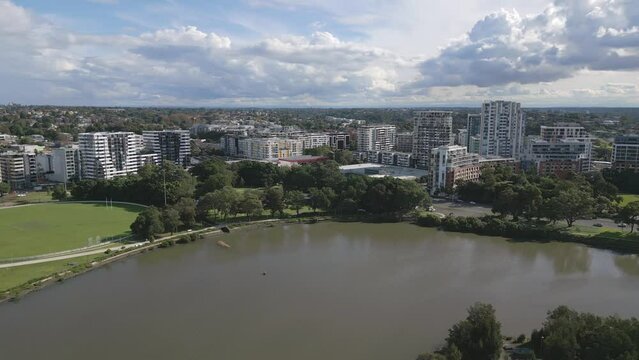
[[0, 218, 281, 269], [0, 243, 143, 269]]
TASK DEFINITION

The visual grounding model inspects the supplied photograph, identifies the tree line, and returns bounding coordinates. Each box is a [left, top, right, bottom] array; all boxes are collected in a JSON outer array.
[[67, 159, 430, 240], [455, 166, 639, 230]]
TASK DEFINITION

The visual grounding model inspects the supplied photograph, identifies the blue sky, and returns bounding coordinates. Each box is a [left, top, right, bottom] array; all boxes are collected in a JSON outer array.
[[1, 0, 638, 106]]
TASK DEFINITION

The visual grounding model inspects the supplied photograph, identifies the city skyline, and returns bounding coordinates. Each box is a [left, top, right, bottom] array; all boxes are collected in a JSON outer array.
[[0, 0, 638, 107]]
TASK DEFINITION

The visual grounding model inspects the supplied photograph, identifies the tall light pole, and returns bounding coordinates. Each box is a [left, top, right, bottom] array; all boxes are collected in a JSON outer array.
[[163, 162, 167, 207]]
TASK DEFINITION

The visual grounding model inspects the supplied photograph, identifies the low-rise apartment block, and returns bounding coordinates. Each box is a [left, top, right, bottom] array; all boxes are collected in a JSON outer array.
[[612, 135, 639, 172], [430, 145, 480, 195]]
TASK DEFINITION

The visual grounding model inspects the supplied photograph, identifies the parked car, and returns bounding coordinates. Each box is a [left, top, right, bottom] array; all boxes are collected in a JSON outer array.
[[593, 223, 603, 227]]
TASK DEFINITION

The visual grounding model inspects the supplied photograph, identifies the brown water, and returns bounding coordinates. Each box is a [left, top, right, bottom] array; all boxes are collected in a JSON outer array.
[[1, 222, 639, 360]]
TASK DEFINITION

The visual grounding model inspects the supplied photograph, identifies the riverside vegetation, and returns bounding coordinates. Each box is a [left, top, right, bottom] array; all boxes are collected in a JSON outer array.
[[66, 157, 639, 253], [416, 303, 639, 360]]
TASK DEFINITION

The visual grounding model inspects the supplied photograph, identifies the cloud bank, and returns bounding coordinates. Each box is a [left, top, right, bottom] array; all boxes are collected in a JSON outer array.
[[0, 0, 637, 106]]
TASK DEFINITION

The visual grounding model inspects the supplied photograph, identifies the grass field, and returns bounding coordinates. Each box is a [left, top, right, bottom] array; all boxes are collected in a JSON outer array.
[[0, 202, 144, 260], [0, 191, 52, 206], [0, 255, 101, 293], [620, 194, 639, 206]]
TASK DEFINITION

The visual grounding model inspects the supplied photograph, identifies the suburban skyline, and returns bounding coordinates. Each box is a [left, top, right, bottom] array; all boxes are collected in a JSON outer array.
[[1, 0, 638, 107]]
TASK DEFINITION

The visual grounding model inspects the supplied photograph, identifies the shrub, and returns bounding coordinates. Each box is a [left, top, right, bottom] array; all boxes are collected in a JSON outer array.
[[158, 239, 175, 248], [176, 236, 189, 244], [416, 213, 442, 227]]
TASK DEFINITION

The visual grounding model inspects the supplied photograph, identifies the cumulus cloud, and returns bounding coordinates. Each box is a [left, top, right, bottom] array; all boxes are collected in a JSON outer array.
[[0, 0, 638, 105], [411, 0, 639, 90]]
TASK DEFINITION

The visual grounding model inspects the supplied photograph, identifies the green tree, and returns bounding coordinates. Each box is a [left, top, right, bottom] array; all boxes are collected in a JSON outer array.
[[285, 190, 306, 216], [174, 197, 197, 228], [262, 186, 285, 216], [548, 187, 595, 227], [309, 187, 334, 213], [0, 182, 10, 196], [161, 207, 182, 234], [51, 184, 68, 201], [238, 191, 263, 220], [211, 187, 240, 219], [283, 166, 315, 191], [130, 206, 164, 240], [197, 171, 234, 196], [619, 201, 639, 232], [445, 303, 503, 360], [196, 192, 216, 222], [137, 161, 196, 206]]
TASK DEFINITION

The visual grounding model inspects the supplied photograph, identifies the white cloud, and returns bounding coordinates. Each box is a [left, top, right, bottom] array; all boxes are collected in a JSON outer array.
[[0, 0, 638, 106]]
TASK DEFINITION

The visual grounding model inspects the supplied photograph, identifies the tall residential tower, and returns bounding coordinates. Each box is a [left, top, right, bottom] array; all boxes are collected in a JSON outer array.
[[79, 132, 144, 180], [479, 101, 525, 159], [412, 111, 453, 170], [143, 130, 191, 167]]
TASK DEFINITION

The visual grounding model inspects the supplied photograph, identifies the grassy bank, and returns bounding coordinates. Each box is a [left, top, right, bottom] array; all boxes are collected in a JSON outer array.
[[0, 202, 144, 260], [620, 193, 639, 205], [415, 213, 639, 254], [0, 255, 102, 293]]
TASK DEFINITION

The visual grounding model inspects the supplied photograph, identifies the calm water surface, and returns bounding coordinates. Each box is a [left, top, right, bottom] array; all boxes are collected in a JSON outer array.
[[1, 222, 639, 359]]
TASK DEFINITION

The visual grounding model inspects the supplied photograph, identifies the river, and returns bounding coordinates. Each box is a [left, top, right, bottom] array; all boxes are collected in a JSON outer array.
[[1, 222, 639, 359]]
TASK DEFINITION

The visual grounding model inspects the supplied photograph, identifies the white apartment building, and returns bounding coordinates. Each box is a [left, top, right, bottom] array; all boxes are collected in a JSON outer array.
[[525, 139, 592, 176], [143, 130, 191, 167], [540, 123, 589, 142], [357, 125, 396, 152], [456, 129, 468, 147], [298, 133, 330, 150], [479, 101, 526, 159], [36, 147, 82, 183], [412, 111, 454, 170], [612, 135, 639, 172], [0, 152, 27, 190], [430, 145, 480, 195], [532, 123, 592, 173], [79, 132, 144, 180], [239, 137, 303, 160]]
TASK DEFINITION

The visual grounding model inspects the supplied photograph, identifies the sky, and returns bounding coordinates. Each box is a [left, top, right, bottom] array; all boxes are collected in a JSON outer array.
[[0, 0, 638, 107]]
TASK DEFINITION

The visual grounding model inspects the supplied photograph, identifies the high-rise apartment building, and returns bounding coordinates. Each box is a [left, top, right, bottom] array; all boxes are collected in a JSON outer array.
[[479, 101, 525, 159], [412, 111, 453, 170], [36, 147, 82, 183], [356, 125, 396, 152], [79, 132, 144, 180], [465, 114, 481, 153], [143, 130, 191, 167], [612, 135, 639, 172], [395, 132, 413, 153]]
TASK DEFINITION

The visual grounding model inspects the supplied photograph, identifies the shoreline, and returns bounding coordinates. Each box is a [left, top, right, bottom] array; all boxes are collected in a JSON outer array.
[[3, 214, 637, 304], [0, 217, 326, 304]]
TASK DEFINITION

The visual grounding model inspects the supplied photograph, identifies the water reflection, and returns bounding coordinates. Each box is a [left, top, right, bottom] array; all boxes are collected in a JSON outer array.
[[615, 255, 639, 276]]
